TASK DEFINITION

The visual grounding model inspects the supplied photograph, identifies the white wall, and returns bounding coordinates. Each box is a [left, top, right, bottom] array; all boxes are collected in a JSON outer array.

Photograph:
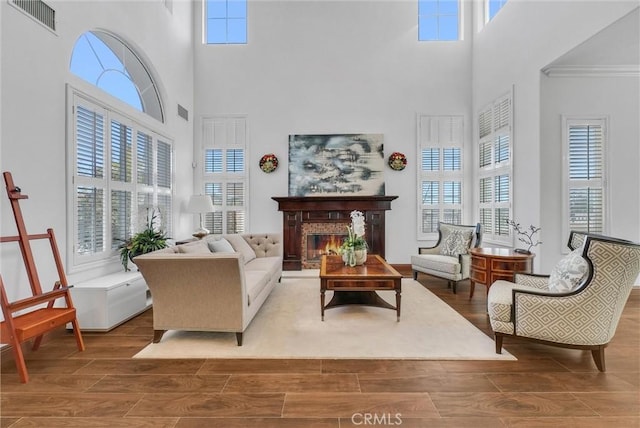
[[540, 75, 640, 269], [0, 0, 195, 301], [193, 0, 473, 264], [472, 0, 639, 272]]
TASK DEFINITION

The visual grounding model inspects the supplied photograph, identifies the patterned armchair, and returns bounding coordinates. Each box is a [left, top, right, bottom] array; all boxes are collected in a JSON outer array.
[[487, 231, 640, 371], [411, 222, 482, 293]]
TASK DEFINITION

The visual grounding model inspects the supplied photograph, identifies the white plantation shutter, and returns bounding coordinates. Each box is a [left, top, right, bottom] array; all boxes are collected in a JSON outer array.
[[417, 115, 464, 239], [111, 190, 132, 250], [136, 132, 153, 186], [110, 120, 132, 183], [201, 117, 248, 235], [75, 102, 107, 258], [69, 91, 173, 269], [477, 91, 512, 244], [76, 186, 105, 255], [563, 118, 606, 236]]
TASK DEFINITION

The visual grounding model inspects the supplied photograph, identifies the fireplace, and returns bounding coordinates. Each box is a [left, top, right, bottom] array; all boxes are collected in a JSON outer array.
[[272, 196, 397, 270], [302, 223, 348, 268]]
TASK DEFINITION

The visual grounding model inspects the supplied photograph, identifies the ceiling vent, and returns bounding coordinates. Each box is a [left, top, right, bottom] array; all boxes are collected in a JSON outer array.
[[12, 0, 56, 31]]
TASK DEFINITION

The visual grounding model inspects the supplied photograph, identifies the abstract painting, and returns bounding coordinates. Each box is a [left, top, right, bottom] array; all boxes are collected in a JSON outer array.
[[288, 134, 385, 196]]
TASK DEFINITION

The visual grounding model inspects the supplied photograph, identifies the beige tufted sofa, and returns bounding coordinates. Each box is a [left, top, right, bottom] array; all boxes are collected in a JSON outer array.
[[134, 233, 282, 346]]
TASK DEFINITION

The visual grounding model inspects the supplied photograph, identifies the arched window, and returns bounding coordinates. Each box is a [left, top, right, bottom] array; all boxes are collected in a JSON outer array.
[[70, 31, 164, 122], [67, 31, 172, 271]]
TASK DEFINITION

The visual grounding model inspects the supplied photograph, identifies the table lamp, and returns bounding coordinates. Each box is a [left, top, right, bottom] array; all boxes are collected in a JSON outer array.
[[187, 194, 214, 239]]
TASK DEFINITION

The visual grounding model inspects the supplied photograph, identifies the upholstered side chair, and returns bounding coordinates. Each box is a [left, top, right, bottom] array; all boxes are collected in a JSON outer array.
[[487, 231, 640, 372], [411, 222, 482, 294]]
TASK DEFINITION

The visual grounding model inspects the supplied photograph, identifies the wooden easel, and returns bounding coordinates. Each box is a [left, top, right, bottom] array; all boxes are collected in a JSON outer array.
[[0, 171, 85, 383]]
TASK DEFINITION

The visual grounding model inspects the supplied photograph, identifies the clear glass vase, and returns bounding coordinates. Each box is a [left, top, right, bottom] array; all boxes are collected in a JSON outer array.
[[342, 248, 356, 267]]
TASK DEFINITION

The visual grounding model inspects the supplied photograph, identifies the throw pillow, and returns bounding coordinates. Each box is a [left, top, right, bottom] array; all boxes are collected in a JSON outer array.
[[208, 237, 236, 253], [548, 249, 589, 292], [439, 229, 473, 257], [177, 241, 211, 254], [224, 234, 257, 263]]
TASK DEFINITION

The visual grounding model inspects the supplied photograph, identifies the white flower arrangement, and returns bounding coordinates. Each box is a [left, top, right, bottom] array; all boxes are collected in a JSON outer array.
[[341, 210, 367, 251]]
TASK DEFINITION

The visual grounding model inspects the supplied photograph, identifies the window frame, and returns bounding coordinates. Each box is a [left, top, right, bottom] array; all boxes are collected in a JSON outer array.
[[66, 86, 174, 273], [561, 116, 608, 243], [416, 115, 465, 241], [477, 90, 513, 246]]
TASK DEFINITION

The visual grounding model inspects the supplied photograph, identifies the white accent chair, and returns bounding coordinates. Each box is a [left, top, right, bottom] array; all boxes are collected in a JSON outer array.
[[411, 222, 482, 294], [488, 231, 640, 371]]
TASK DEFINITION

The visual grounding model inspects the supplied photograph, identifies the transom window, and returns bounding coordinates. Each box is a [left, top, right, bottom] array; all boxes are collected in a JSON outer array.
[[205, 0, 247, 44], [70, 31, 163, 122], [418, 0, 460, 41], [486, 0, 508, 22]]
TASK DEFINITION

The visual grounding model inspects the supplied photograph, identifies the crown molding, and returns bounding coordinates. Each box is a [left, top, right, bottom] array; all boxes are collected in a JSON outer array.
[[542, 65, 640, 78]]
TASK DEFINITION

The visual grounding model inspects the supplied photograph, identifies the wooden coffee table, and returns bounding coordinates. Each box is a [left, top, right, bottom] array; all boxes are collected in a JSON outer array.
[[320, 254, 402, 321]]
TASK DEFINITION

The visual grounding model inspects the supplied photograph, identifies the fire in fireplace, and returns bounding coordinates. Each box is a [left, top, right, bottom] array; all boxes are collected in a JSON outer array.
[[306, 233, 346, 262]]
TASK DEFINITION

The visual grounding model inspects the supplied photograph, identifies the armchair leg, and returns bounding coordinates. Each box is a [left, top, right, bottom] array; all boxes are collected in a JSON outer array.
[[495, 333, 504, 354], [452, 281, 457, 294], [412, 271, 418, 280], [236, 332, 243, 346], [591, 346, 606, 372]]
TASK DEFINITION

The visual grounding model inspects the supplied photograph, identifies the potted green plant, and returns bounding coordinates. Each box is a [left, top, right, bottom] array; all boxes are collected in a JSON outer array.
[[119, 211, 168, 271]]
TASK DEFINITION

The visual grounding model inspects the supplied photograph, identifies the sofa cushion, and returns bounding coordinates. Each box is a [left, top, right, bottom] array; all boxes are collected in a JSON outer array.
[[411, 254, 461, 275], [208, 237, 236, 254], [177, 241, 211, 254], [244, 270, 270, 306], [225, 234, 257, 264], [488, 280, 546, 323], [548, 249, 589, 293], [439, 229, 473, 257], [245, 256, 281, 278]]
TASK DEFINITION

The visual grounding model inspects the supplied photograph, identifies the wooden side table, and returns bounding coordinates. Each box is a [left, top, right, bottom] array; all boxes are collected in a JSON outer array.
[[469, 248, 534, 298]]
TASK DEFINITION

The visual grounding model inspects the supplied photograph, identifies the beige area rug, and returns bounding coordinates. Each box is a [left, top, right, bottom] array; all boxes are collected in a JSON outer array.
[[134, 277, 515, 360]]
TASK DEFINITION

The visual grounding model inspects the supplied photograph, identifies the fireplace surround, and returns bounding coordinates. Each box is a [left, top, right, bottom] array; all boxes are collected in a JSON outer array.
[[272, 196, 397, 270]]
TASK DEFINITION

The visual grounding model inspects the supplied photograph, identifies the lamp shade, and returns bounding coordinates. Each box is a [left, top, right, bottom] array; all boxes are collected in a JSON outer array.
[[187, 195, 214, 213]]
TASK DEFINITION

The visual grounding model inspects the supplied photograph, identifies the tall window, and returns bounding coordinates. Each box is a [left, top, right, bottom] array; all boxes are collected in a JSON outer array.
[[562, 117, 607, 236], [418, 0, 460, 41], [200, 117, 248, 234], [205, 0, 247, 44], [69, 91, 173, 270], [486, 0, 508, 22], [417, 115, 464, 240], [478, 92, 512, 244]]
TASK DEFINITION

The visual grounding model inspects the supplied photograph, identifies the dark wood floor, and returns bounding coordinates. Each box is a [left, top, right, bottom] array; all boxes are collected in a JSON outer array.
[[2, 274, 639, 427]]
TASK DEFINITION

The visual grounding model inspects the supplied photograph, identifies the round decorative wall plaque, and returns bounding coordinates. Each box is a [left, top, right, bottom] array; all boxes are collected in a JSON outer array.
[[259, 153, 279, 173], [388, 152, 407, 171]]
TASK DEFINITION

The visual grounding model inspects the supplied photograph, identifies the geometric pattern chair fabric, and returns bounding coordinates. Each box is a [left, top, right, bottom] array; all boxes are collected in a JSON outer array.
[[411, 222, 482, 294], [488, 231, 640, 371]]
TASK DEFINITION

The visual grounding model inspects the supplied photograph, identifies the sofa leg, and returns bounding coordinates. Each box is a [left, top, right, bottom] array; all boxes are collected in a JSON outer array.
[[495, 333, 503, 354], [236, 332, 243, 346], [591, 346, 606, 372], [452, 281, 457, 294], [412, 271, 418, 280], [153, 330, 166, 343]]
